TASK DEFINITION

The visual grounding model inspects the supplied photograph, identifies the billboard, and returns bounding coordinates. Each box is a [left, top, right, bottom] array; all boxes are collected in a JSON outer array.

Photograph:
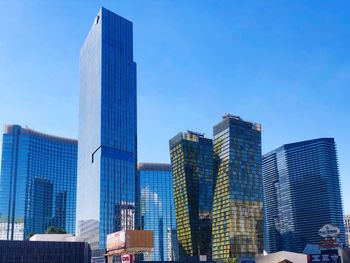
[[107, 231, 126, 252], [106, 230, 153, 254]]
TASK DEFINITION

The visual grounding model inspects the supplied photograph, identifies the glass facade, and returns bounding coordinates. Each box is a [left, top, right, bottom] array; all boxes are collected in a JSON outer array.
[[212, 114, 263, 260], [76, 7, 137, 252], [138, 163, 178, 261], [263, 138, 345, 253], [0, 125, 77, 240], [169, 131, 213, 260]]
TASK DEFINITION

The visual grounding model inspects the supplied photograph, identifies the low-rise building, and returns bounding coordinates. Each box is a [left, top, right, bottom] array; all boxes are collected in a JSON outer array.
[[0, 240, 91, 263], [255, 251, 307, 263], [344, 215, 350, 246], [30, 233, 83, 242], [76, 219, 100, 256]]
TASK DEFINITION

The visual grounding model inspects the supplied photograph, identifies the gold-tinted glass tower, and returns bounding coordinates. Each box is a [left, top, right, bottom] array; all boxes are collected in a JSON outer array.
[[212, 115, 263, 260], [169, 131, 213, 260]]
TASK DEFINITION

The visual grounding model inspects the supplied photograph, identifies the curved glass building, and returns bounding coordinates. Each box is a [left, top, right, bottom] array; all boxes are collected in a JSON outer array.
[[263, 138, 345, 253], [0, 125, 77, 240]]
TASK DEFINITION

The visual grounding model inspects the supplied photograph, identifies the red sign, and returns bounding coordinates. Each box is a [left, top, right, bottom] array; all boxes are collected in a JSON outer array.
[[121, 254, 133, 263]]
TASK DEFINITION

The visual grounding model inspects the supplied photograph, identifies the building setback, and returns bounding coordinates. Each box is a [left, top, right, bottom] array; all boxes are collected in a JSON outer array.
[[169, 131, 213, 260], [212, 114, 263, 260], [138, 163, 178, 261], [0, 125, 77, 240], [263, 138, 345, 253], [76, 7, 137, 253]]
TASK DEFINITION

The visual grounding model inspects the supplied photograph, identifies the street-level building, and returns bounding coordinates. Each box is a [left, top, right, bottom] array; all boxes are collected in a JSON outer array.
[[255, 251, 307, 263], [0, 240, 91, 263], [29, 234, 81, 242], [76, 219, 99, 254], [344, 215, 350, 247]]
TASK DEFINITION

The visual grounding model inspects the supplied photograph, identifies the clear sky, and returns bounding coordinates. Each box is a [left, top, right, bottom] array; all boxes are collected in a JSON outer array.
[[0, 1, 349, 212]]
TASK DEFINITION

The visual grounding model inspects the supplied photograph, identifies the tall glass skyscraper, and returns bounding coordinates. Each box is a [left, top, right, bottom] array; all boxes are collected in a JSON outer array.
[[169, 131, 213, 260], [0, 125, 77, 240], [76, 7, 137, 252], [263, 138, 345, 253], [212, 114, 263, 260], [138, 163, 178, 261]]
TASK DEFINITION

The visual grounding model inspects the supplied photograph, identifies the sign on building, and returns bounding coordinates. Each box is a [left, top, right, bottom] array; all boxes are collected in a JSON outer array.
[[121, 254, 133, 263], [319, 224, 340, 238], [107, 231, 126, 252], [308, 249, 341, 263]]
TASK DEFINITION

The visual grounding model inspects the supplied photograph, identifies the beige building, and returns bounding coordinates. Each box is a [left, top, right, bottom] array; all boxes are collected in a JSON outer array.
[[345, 214, 350, 246], [255, 251, 307, 263], [30, 234, 83, 242]]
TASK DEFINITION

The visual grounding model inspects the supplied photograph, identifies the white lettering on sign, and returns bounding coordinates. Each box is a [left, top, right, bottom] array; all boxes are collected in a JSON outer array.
[[122, 254, 132, 263], [319, 224, 340, 238]]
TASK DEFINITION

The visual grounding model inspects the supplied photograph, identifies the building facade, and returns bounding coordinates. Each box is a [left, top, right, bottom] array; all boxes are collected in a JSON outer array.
[[263, 138, 345, 253], [345, 215, 350, 246], [77, 219, 99, 254], [169, 131, 213, 260], [0, 240, 91, 263], [76, 7, 137, 252], [212, 114, 263, 260], [138, 163, 178, 261], [0, 125, 77, 240]]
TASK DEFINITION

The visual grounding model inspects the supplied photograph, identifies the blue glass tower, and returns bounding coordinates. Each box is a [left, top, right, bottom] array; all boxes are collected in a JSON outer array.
[[76, 7, 137, 252], [263, 138, 345, 253], [138, 163, 178, 261], [0, 125, 77, 240]]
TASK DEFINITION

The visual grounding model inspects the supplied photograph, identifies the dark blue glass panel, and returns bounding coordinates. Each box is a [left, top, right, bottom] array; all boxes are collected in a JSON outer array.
[[76, 7, 137, 253], [263, 138, 345, 253], [0, 125, 77, 240]]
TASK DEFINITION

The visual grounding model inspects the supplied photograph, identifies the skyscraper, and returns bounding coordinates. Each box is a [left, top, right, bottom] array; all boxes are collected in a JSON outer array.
[[0, 125, 77, 240], [138, 163, 178, 261], [76, 7, 137, 252], [263, 138, 345, 253], [169, 131, 213, 260], [212, 114, 263, 260]]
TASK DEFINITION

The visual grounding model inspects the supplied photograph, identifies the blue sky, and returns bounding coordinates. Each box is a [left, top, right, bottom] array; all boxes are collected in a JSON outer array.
[[0, 1, 349, 212]]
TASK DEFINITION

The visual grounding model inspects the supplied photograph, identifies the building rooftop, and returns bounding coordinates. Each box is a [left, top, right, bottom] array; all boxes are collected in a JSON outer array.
[[263, 137, 335, 158], [30, 234, 83, 242], [4, 124, 77, 144], [138, 163, 171, 171], [169, 130, 212, 148]]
